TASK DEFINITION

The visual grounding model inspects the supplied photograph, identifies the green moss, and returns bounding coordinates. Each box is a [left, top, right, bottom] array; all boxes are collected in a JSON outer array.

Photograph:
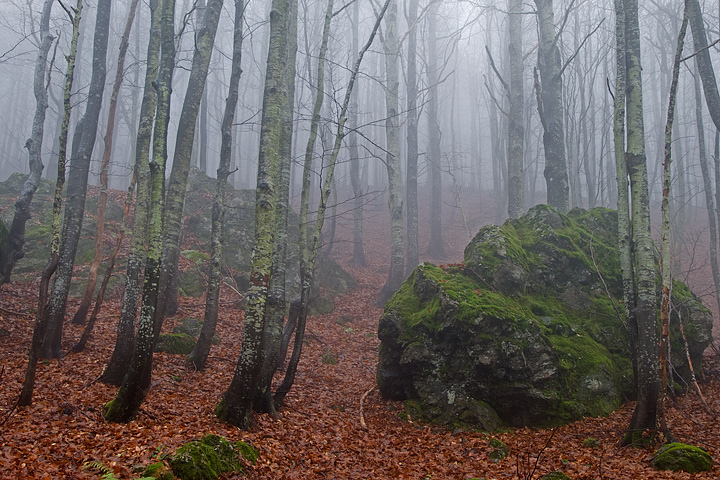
[[179, 266, 206, 298], [143, 462, 175, 480], [155, 333, 196, 355], [235, 441, 259, 464], [321, 351, 338, 365], [488, 438, 508, 462], [169, 434, 247, 480], [539, 471, 571, 480], [651, 443, 712, 473], [582, 438, 601, 448]]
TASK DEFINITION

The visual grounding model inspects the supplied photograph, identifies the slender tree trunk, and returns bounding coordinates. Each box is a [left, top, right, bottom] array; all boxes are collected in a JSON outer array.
[[40, 0, 113, 359], [349, 0, 366, 267], [19, 0, 82, 406], [534, 0, 569, 213], [188, 0, 245, 372], [103, 0, 176, 422], [507, 0, 525, 219], [72, 0, 139, 325], [693, 62, 720, 328], [687, 0, 720, 131], [426, 2, 444, 258], [0, 0, 55, 286], [100, 0, 162, 386], [254, 0, 298, 415], [621, 0, 662, 445], [376, 0, 404, 305], [274, 0, 390, 405], [216, 0, 295, 429], [405, 0, 419, 274], [658, 7, 687, 442]]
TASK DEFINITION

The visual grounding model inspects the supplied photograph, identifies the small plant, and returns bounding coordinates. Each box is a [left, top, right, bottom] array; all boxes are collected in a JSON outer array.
[[582, 437, 601, 448], [321, 351, 338, 365], [83, 461, 118, 480]]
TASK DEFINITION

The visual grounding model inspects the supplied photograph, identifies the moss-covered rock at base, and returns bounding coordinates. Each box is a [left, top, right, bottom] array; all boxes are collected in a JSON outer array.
[[539, 471, 571, 480], [178, 266, 206, 298], [377, 206, 713, 430], [488, 438, 508, 462], [651, 442, 712, 473], [168, 434, 256, 480], [143, 461, 175, 480], [155, 333, 196, 355]]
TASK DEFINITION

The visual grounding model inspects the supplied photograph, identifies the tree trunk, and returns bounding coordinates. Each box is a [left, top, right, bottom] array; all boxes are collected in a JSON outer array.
[[216, 0, 295, 429], [620, 0, 662, 445], [19, 0, 83, 407], [687, 0, 720, 131], [426, 2, 444, 259], [534, 0, 569, 213], [274, 0, 390, 405], [100, 0, 162, 386], [103, 0, 176, 422], [507, 0, 525, 219], [658, 7, 687, 442], [72, 0, 139, 325], [254, 0, 298, 415], [40, 0, 113, 359], [376, 0, 405, 305], [188, 0, 246, 372], [0, 0, 54, 286], [405, 0, 419, 274]]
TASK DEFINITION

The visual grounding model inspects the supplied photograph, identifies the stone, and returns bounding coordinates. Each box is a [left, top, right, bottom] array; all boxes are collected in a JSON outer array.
[[651, 443, 712, 473], [377, 206, 713, 430]]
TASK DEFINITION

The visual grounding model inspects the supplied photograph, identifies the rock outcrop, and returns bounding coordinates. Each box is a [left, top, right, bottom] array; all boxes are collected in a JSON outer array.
[[377, 206, 713, 430]]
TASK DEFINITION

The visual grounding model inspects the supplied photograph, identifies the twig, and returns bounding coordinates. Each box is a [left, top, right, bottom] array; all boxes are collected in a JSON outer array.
[[0, 307, 34, 318], [678, 312, 715, 416], [359, 387, 373, 431]]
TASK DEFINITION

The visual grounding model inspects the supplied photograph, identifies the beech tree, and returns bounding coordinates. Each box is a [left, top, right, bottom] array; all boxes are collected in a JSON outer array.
[[40, 0, 112, 359], [216, 0, 296, 429], [0, 0, 54, 286]]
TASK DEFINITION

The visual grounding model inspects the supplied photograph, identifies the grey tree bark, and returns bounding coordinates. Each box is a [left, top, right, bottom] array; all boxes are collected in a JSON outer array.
[[426, 1, 444, 258], [534, 0, 569, 213], [216, 0, 295, 429], [103, 0, 177, 422], [100, 0, 162, 386], [405, 0, 419, 274], [19, 0, 82, 406], [507, 0, 525, 219], [376, 0, 405, 305], [0, 0, 54, 286], [72, 0, 139, 325], [40, 0, 113, 359], [188, 0, 246, 372]]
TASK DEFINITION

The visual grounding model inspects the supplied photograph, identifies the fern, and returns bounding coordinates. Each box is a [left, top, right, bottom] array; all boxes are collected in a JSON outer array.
[[82, 460, 119, 480]]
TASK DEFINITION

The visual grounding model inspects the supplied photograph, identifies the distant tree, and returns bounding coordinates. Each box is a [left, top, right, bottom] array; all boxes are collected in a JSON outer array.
[[0, 0, 54, 286], [72, 0, 139, 325], [376, 0, 405, 305], [507, 0, 525, 219], [405, 0, 420, 274], [533, 0, 569, 213]]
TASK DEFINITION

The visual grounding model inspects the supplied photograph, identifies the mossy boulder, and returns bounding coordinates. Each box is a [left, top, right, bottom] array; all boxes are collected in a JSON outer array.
[[168, 434, 257, 480], [539, 472, 571, 480], [651, 442, 712, 473], [377, 206, 713, 430], [155, 333, 196, 355]]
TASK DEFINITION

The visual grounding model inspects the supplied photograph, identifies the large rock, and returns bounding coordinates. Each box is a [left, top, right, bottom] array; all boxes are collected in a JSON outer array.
[[377, 205, 713, 430]]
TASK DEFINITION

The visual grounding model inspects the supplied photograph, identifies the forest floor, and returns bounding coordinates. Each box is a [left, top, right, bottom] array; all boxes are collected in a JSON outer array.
[[1, 192, 720, 479]]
